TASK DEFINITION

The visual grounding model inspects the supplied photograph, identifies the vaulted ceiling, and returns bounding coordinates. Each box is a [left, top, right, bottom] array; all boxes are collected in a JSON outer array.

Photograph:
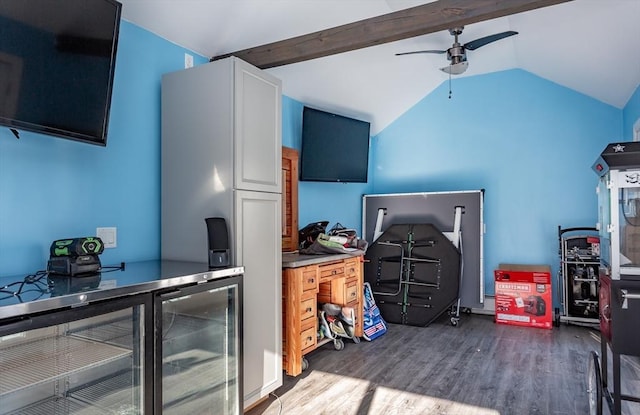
[[120, 0, 640, 134]]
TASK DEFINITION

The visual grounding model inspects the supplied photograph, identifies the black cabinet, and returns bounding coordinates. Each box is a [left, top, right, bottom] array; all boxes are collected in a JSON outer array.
[[558, 227, 600, 325]]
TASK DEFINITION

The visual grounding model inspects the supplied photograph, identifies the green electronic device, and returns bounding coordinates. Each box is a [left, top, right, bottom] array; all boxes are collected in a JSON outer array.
[[47, 237, 104, 276], [50, 237, 104, 257]]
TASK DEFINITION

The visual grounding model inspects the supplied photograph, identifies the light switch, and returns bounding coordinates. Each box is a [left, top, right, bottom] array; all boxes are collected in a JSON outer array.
[[97, 227, 117, 248], [185, 53, 194, 69]]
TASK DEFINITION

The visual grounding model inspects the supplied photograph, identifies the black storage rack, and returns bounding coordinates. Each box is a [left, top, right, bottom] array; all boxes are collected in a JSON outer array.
[[556, 226, 600, 327]]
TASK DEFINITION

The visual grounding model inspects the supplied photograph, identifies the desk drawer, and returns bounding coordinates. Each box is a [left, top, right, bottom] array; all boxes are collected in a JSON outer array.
[[300, 297, 316, 321], [318, 261, 345, 282], [300, 323, 317, 352], [344, 258, 359, 278], [345, 281, 358, 304], [300, 268, 318, 293]]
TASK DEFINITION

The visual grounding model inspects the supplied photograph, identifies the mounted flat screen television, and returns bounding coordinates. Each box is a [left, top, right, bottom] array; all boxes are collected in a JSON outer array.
[[0, 0, 122, 146], [300, 106, 370, 183]]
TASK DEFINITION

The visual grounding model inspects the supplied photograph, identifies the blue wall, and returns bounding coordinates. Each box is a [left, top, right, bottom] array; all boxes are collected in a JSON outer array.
[[2, 18, 637, 305], [371, 69, 622, 297], [0, 21, 207, 276], [282, 70, 635, 299]]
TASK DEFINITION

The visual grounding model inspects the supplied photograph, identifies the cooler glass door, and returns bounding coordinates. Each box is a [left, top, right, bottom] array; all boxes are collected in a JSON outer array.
[[156, 276, 241, 415], [0, 295, 150, 414]]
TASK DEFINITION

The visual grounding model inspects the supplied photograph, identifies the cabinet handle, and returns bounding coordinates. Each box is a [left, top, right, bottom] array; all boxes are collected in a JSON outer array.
[[332, 270, 337, 275], [350, 292, 356, 298], [160, 288, 183, 298], [308, 278, 315, 284], [306, 307, 313, 312], [621, 289, 640, 309], [306, 336, 313, 342]]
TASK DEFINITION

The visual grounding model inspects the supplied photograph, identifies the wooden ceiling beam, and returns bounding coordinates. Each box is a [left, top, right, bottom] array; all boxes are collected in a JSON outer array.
[[212, 0, 572, 69]]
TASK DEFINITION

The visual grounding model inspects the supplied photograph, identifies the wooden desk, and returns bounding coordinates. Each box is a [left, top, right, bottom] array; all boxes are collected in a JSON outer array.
[[282, 253, 364, 376]]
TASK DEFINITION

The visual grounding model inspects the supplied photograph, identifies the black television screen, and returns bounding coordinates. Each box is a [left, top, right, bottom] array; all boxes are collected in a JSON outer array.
[[300, 106, 370, 183], [0, 0, 122, 146]]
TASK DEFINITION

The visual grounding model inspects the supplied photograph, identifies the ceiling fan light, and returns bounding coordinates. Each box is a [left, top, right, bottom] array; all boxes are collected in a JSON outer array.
[[440, 61, 468, 75]]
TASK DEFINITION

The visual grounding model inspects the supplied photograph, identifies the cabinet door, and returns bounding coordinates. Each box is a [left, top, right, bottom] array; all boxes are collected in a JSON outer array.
[[234, 59, 282, 193], [234, 190, 282, 409], [282, 146, 299, 251]]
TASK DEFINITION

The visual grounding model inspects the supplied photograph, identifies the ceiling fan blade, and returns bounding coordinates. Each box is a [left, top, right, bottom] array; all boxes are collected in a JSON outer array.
[[395, 50, 446, 56], [464, 31, 518, 51]]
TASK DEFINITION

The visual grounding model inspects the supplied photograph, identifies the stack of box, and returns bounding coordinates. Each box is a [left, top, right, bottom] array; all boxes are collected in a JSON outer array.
[[494, 264, 552, 329]]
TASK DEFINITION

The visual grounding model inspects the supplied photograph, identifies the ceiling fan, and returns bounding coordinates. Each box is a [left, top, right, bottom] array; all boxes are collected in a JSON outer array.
[[396, 26, 518, 75]]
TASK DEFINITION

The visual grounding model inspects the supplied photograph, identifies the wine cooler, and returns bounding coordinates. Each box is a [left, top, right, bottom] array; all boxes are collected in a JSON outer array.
[[0, 260, 243, 414]]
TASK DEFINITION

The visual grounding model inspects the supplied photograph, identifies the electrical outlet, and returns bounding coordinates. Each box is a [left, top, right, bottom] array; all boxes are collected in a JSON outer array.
[[184, 53, 194, 69], [97, 227, 117, 248]]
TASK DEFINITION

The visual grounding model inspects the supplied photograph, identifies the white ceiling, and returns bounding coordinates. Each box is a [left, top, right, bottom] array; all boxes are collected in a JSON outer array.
[[120, 0, 640, 135]]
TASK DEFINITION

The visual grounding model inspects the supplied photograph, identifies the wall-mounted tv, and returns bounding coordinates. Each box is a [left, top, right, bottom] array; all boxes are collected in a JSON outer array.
[[0, 0, 122, 146], [300, 106, 370, 183]]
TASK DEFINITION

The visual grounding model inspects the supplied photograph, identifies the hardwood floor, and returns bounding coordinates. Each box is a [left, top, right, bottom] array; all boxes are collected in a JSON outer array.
[[246, 314, 640, 415]]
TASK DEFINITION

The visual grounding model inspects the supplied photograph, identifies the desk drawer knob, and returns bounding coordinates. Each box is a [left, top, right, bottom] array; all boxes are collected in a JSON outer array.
[[306, 307, 313, 312]]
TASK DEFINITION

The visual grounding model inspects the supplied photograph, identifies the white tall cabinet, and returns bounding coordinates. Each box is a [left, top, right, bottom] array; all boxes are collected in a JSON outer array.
[[161, 57, 282, 410]]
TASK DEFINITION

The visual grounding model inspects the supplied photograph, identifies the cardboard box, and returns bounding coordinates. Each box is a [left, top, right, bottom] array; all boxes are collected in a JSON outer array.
[[494, 264, 552, 329]]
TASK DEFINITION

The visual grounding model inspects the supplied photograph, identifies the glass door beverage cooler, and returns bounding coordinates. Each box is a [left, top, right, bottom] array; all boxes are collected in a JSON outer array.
[[0, 295, 152, 414], [0, 261, 243, 414], [157, 280, 241, 414]]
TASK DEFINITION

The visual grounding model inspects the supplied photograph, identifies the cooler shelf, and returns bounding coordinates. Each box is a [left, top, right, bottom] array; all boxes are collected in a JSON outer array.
[[0, 335, 131, 396]]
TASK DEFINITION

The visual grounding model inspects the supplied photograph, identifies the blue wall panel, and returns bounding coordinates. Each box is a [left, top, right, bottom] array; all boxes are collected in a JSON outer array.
[[1, 16, 636, 309], [0, 21, 208, 276], [371, 69, 622, 297]]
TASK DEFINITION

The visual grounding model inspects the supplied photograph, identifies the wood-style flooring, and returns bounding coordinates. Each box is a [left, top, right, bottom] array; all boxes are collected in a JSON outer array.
[[246, 314, 640, 415]]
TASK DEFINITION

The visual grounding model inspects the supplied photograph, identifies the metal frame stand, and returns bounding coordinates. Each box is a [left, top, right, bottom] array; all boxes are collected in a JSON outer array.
[[556, 226, 600, 327], [371, 206, 464, 326]]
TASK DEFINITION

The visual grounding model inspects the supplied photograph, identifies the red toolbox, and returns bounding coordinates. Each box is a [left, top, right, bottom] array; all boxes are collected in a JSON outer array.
[[494, 264, 552, 329]]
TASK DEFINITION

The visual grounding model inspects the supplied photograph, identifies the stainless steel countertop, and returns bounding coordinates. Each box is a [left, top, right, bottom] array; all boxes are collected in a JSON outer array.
[[0, 260, 243, 321]]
